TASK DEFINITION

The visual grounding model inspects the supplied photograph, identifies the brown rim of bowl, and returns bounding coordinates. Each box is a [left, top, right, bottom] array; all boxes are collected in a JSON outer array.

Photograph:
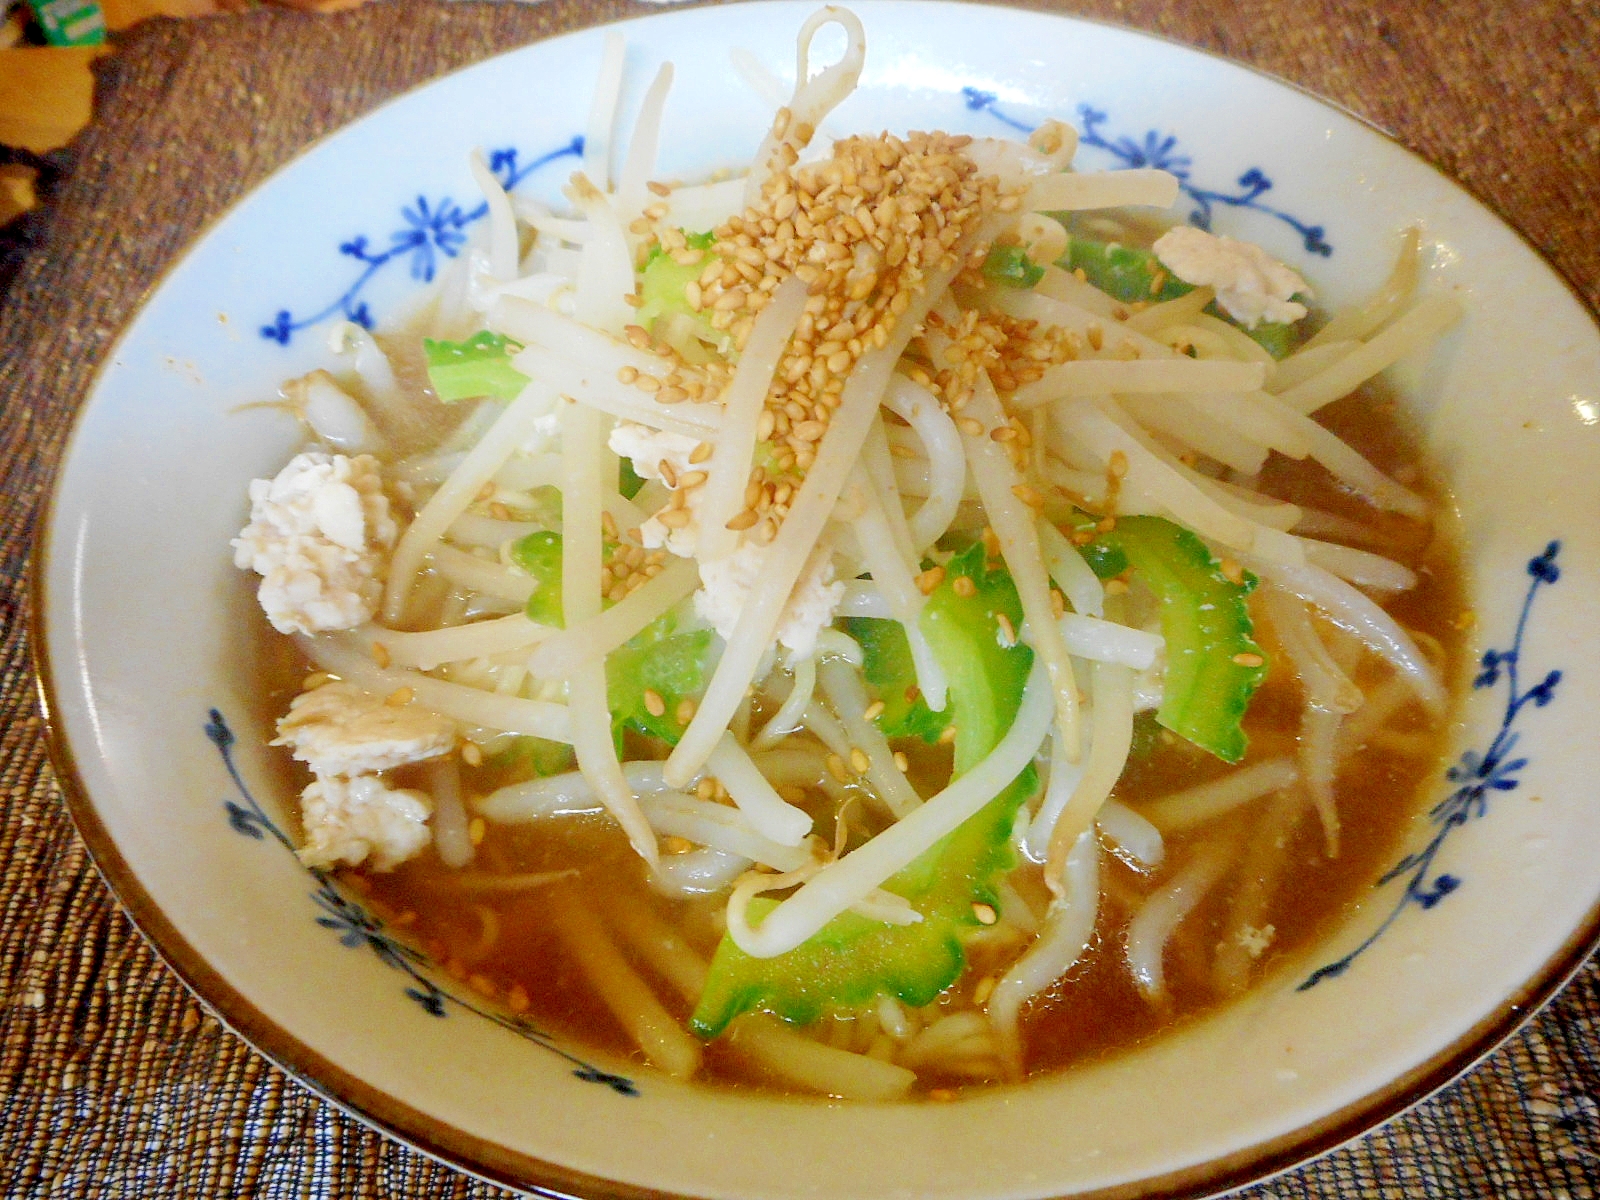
[[26, 1, 1600, 1196]]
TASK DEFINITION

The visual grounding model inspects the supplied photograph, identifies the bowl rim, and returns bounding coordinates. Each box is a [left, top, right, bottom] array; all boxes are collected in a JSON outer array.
[[28, 1, 1600, 1196]]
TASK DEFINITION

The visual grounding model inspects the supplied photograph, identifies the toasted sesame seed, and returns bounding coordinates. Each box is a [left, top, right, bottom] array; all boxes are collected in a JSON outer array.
[[916, 566, 946, 595], [849, 747, 871, 775], [1011, 483, 1046, 510], [617, 365, 639, 384], [863, 699, 886, 722], [951, 575, 978, 599], [461, 741, 483, 767], [371, 642, 391, 669], [972, 902, 998, 926], [826, 753, 851, 783], [893, 751, 910, 773], [384, 687, 414, 707], [643, 689, 667, 717], [1232, 652, 1266, 668]]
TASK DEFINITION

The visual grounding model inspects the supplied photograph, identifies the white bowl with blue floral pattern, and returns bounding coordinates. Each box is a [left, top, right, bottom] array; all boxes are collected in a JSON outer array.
[[35, 2, 1600, 1196]]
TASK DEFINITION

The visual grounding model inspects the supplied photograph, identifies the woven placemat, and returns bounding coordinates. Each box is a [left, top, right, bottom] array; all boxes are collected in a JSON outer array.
[[2, 0, 1597, 1195]]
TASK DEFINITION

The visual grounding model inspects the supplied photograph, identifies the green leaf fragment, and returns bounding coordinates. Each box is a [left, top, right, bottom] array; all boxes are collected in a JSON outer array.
[[636, 230, 718, 339], [982, 243, 1045, 289], [606, 612, 714, 747], [423, 331, 530, 402], [510, 531, 564, 628]]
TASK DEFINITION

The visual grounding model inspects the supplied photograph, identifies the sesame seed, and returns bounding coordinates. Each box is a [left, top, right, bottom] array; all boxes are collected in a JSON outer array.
[[1011, 483, 1046, 510], [996, 612, 1017, 647], [893, 751, 910, 773], [849, 747, 871, 774], [643, 689, 667, 717], [972, 902, 998, 926], [384, 687, 414, 707], [1232, 652, 1265, 668], [863, 699, 886, 722], [916, 566, 946, 595], [826, 754, 851, 783], [951, 575, 978, 599], [371, 642, 391, 669]]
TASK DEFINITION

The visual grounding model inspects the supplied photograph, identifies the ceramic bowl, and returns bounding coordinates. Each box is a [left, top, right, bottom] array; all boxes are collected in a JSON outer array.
[[35, 2, 1600, 1196]]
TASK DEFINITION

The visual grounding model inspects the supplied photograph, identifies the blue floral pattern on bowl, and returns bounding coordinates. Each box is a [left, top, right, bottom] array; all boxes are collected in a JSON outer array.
[[1301, 542, 1564, 988], [259, 136, 583, 347], [206, 709, 639, 1096], [962, 90, 1332, 255]]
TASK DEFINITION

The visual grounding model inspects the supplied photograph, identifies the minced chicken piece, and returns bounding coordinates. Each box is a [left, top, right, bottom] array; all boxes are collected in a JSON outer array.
[[608, 422, 705, 557], [232, 451, 399, 635], [1152, 225, 1310, 329], [696, 542, 844, 659], [297, 774, 432, 871], [274, 680, 458, 778]]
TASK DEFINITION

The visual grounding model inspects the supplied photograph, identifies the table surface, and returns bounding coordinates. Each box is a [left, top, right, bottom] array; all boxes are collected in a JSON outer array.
[[3, 0, 1598, 1196]]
